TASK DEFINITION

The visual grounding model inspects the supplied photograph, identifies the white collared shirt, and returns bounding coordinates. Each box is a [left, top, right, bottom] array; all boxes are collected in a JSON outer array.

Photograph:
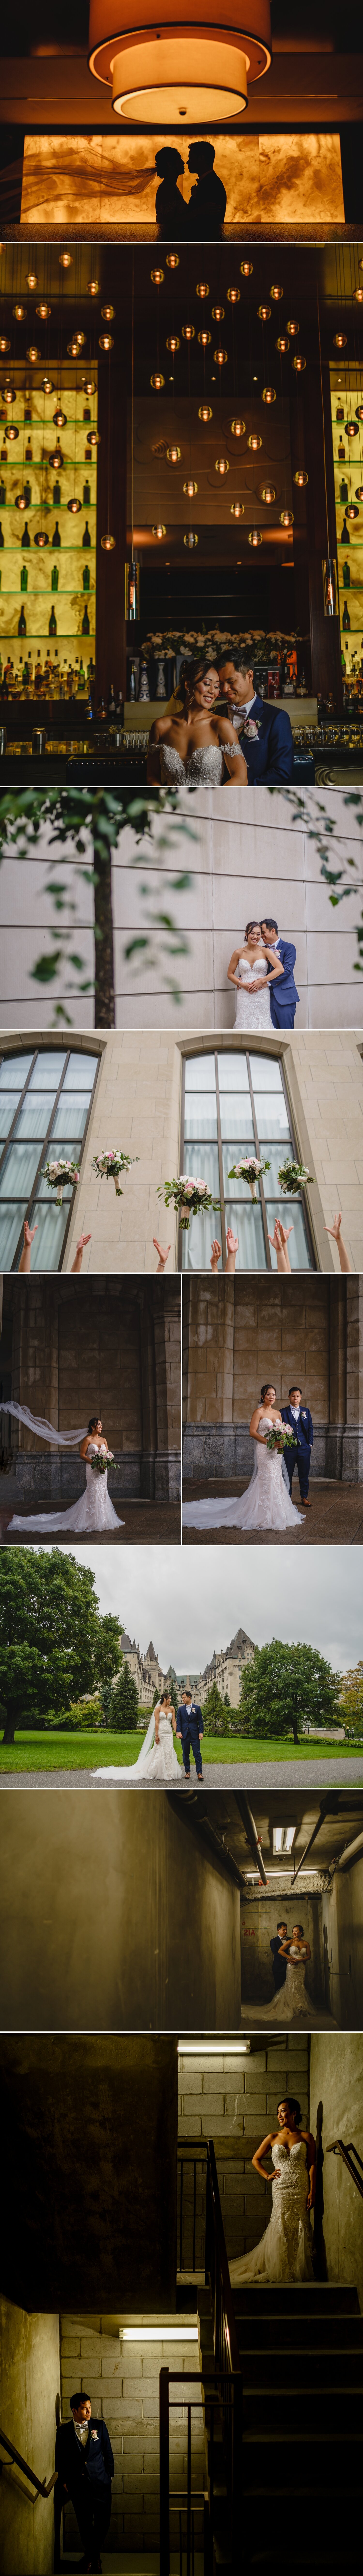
[[231, 693, 256, 728], [290, 1405, 300, 1420], [74, 2421, 90, 2446]]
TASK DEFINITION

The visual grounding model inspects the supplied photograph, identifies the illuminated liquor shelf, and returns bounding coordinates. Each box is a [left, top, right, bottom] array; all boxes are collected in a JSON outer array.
[[0, 375, 98, 679], [330, 368, 363, 678]]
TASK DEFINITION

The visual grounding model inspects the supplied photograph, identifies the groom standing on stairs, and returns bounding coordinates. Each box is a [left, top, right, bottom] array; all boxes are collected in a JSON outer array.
[[176, 1687, 204, 1782], [281, 1384, 314, 1509]]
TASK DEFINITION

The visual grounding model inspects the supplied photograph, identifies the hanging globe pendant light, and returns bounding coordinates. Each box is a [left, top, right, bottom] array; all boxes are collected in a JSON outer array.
[[88, 0, 272, 124]]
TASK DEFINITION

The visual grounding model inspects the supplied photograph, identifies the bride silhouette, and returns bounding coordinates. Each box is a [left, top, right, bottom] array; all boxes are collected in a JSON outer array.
[[154, 147, 188, 234]]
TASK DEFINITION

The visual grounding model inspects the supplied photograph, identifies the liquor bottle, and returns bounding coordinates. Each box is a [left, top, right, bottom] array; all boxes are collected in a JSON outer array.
[[23, 480, 31, 506], [82, 602, 90, 634], [340, 518, 349, 544], [82, 518, 91, 547], [0, 482, 5, 505], [21, 520, 30, 547], [342, 600, 351, 631], [129, 662, 136, 700], [339, 478, 348, 505], [53, 479, 61, 505], [83, 563, 90, 591], [53, 650, 60, 692], [342, 559, 351, 588], [25, 438, 32, 462], [83, 405, 91, 423], [108, 680, 116, 716], [336, 401, 344, 422], [83, 481, 91, 507], [0, 445, 7, 466], [20, 564, 28, 592], [51, 564, 59, 592], [0, 522, 3, 548], [49, 605, 57, 635], [52, 520, 61, 547], [18, 604, 26, 636], [34, 652, 43, 690]]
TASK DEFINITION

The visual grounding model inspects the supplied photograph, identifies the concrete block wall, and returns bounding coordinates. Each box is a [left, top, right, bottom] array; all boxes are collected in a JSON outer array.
[[60, 2316, 204, 2556], [177, 2040, 310, 2269]]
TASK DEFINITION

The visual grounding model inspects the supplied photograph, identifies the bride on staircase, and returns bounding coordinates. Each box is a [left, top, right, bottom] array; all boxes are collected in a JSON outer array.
[[229, 2096, 316, 2284], [183, 1384, 304, 1534], [1, 1404, 123, 1536], [146, 657, 247, 785]]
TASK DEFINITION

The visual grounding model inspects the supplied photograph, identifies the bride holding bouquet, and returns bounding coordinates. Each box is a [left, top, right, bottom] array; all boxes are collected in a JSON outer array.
[[1, 1407, 123, 1537], [183, 1383, 304, 1534]]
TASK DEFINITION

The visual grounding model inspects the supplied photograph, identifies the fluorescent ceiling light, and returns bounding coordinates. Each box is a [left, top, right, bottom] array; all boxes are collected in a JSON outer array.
[[273, 1825, 296, 1853], [121, 2325, 199, 2342], [178, 2037, 250, 2054]]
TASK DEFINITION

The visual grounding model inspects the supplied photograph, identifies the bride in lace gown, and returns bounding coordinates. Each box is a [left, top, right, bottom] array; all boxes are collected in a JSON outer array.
[[227, 920, 284, 1030], [93, 1688, 181, 1781], [229, 2099, 316, 2285], [146, 657, 247, 786], [264, 1926, 320, 2023], [6, 1412, 123, 1536], [183, 1384, 304, 1533]]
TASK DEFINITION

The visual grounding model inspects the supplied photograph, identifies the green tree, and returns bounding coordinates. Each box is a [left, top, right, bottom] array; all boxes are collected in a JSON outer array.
[[104, 1656, 139, 1733], [203, 1679, 230, 1736], [238, 1638, 341, 1745], [0, 1549, 121, 1745], [224, 1691, 230, 1707], [339, 1661, 363, 1736], [0, 788, 196, 1026]]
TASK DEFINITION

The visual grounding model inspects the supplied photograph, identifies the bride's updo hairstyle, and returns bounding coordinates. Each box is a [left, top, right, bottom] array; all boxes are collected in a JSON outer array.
[[88, 1415, 101, 1432], [245, 920, 262, 940], [181, 656, 219, 702], [277, 2095, 302, 2124], [260, 1383, 276, 1402]]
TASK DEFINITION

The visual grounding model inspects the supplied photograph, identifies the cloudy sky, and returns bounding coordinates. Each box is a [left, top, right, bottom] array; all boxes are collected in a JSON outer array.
[[59, 1545, 361, 1674]]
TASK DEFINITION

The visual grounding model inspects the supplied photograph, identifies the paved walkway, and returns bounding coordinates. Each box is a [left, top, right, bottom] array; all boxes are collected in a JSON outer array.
[[1, 1758, 363, 1789], [182, 1478, 363, 1544], [0, 1499, 181, 1546]]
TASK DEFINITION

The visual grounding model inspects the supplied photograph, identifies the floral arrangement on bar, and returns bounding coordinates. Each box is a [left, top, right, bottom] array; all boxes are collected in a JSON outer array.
[[91, 1450, 116, 1477], [92, 1148, 140, 1198], [278, 1158, 315, 1197], [139, 626, 307, 661], [228, 1153, 270, 1202], [158, 1174, 220, 1231], [266, 1421, 296, 1453], [43, 1157, 80, 1207]]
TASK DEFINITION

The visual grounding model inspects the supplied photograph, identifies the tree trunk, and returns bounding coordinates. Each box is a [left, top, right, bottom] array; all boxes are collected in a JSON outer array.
[[93, 842, 115, 1027], [1, 1711, 15, 1744], [291, 1719, 300, 1743]]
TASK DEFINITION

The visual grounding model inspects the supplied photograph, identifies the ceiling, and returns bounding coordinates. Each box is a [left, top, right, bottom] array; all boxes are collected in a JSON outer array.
[[169, 1790, 363, 1881], [1, 6, 363, 132]]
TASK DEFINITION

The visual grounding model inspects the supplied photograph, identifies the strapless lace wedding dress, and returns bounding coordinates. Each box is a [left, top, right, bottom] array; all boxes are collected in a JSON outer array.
[[264, 1944, 319, 2022], [234, 953, 272, 1031], [229, 2140, 315, 2285], [94, 1711, 180, 1782], [8, 1441, 123, 1535], [182, 1416, 304, 1533], [160, 742, 225, 783]]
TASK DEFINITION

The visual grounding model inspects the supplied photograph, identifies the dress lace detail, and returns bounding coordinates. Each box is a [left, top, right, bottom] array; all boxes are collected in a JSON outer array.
[[182, 1417, 304, 1534], [159, 743, 225, 784], [94, 1713, 180, 1782], [229, 2140, 315, 2285], [234, 952, 272, 1031], [8, 1442, 123, 1535], [264, 1944, 319, 2022]]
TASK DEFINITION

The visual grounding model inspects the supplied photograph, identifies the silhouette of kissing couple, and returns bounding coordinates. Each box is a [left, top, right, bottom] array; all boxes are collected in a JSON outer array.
[[155, 141, 226, 237]]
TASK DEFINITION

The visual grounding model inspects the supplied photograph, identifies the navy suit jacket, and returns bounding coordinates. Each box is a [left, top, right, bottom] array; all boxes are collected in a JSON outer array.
[[55, 2417, 114, 2497], [231, 692, 293, 784], [281, 1404, 313, 1449], [267, 935, 299, 1027], [176, 1701, 204, 1735], [270, 1935, 287, 1988]]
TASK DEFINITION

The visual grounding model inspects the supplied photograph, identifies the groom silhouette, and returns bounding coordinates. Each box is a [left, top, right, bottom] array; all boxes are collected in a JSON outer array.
[[270, 1921, 289, 1993], [176, 1687, 204, 1781]]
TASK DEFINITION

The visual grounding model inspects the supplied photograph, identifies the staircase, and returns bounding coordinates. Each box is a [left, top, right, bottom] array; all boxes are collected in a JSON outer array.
[[198, 2279, 363, 2573]]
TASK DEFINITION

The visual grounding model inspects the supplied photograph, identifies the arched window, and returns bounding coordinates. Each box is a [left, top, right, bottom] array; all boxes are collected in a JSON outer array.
[[179, 1048, 314, 1270], [0, 1047, 99, 1271]]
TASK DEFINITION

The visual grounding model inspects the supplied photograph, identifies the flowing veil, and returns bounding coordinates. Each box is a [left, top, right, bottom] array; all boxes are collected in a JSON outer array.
[[92, 1706, 158, 1779], [0, 1400, 88, 1446]]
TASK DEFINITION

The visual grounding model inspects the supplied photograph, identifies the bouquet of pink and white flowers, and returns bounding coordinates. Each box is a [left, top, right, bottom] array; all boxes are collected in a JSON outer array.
[[158, 1174, 220, 1231], [43, 1157, 80, 1207], [266, 1422, 296, 1452], [91, 1450, 116, 1477], [278, 1158, 315, 1198], [228, 1153, 270, 1202], [92, 1148, 140, 1198]]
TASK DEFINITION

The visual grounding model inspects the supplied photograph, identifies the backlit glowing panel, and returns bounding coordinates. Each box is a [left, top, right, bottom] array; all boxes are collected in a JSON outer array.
[[21, 130, 344, 229]]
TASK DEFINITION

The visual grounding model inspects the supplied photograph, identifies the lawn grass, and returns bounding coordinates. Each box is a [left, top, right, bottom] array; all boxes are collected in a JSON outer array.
[[0, 1729, 362, 1773]]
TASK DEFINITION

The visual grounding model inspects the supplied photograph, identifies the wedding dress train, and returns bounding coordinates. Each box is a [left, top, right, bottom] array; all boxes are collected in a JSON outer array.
[[229, 2140, 315, 2285], [264, 1945, 320, 2023], [182, 1417, 304, 1533], [5, 1419, 123, 1536], [234, 953, 272, 1031], [93, 1708, 180, 1781]]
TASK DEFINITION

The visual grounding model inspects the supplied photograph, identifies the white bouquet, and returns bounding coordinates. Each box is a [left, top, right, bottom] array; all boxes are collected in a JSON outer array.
[[228, 1153, 270, 1202], [158, 1174, 220, 1231], [43, 1156, 80, 1207], [278, 1158, 315, 1197], [266, 1422, 296, 1452], [92, 1148, 140, 1198], [91, 1450, 116, 1477]]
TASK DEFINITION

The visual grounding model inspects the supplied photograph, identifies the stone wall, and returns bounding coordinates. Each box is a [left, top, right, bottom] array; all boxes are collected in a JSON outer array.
[[1, 1795, 242, 2035], [182, 1272, 352, 1480], [177, 2037, 310, 2272], [321, 1850, 363, 2030], [0, 2297, 60, 2576], [309, 2032, 363, 2311], [1, 1275, 181, 1501], [59, 2313, 204, 2560]]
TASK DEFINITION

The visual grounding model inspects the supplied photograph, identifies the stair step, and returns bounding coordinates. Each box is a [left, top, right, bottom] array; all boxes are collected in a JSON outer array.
[[236, 2352, 363, 2388], [242, 2391, 362, 2432], [232, 2284, 360, 2313], [234, 2312, 363, 2350]]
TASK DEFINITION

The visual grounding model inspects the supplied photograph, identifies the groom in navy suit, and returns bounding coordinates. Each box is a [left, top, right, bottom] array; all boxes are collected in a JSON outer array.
[[218, 652, 294, 784], [281, 1384, 314, 1508], [176, 1688, 204, 1781], [261, 917, 299, 1030]]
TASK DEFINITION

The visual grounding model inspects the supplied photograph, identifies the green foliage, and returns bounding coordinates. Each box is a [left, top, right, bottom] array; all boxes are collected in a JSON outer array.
[[267, 785, 363, 974], [44, 1697, 104, 1732], [238, 1637, 341, 1744], [339, 1660, 363, 1735], [0, 1549, 121, 1743], [0, 787, 197, 1026], [102, 1655, 139, 1733], [203, 1678, 231, 1735]]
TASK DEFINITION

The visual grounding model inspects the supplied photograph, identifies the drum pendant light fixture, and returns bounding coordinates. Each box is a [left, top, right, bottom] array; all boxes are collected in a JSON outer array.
[[88, 0, 272, 124]]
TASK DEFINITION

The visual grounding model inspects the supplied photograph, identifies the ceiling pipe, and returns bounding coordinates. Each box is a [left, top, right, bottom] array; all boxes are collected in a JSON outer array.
[[335, 1829, 363, 1873], [290, 1800, 330, 1882], [234, 1792, 269, 1886]]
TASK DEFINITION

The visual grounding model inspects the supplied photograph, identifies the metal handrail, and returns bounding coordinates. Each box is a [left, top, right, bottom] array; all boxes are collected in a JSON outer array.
[[205, 2137, 241, 2378], [161, 2140, 242, 2576], [0, 2426, 57, 2497], [326, 2139, 363, 2199]]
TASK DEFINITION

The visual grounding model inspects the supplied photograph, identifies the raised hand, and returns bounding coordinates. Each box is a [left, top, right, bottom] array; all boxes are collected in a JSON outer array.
[[210, 1238, 222, 1269], [225, 1227, 238, 1273], [153, 1236, 171, 1270], [71, 1232, 92, 1273], [18, 1220, 38, 1272], [324, 1212, 350, 1272]]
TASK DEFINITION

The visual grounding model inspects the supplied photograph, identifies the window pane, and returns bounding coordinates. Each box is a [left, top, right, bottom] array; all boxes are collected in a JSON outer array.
[[182, 1207, 220, 1271], [181, 1140, 220, 1196], [259, 1141, 295, 1194], [62, 1054, 97, 1092], [29, 1200, 70, 1269], [0, 1203, 27, 1266], [51, 1095, 91, 1140], [184, 1057, 216, 1093], [14, 1093, 58, 1142], [28, 1051, 67, 1089], [266, 1199, 311, 1270], [0, 1054, 33, 1090], [254, 1095, 291, 1140], [184, 1100, 218, 1141], [222, 1141, 260, 1195], [37, 1142, 81, 1199], [219, 1096, 255, 1141], [224, 1200, 267, 1269], [249, 1055, 284, 1091], [217, 1053, 250, 1091], [0, 1094, 22, 1138], [0, 1141, 42, 1199]]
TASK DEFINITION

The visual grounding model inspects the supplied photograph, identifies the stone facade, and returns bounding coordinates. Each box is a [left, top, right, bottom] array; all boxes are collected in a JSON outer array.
[[183, 1273, 363, 1483], [0, 1274, 181, 1503]]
